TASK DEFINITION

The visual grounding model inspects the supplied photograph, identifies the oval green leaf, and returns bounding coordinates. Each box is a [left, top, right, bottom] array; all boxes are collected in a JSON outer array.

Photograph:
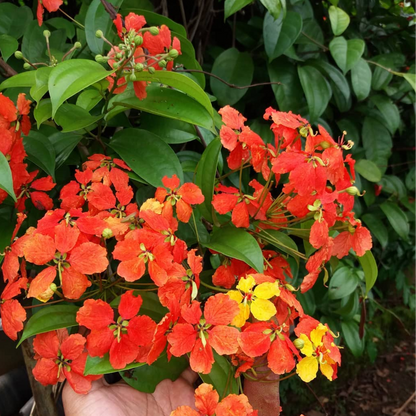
[[0, 70, 36, 91], [380, 201, 410, 241], [351, 58, 372, 101], [329, 37, 365, 74], [358, 250, 378, 294], [84, 354, 146, 375], [0, 34, 18, 62], [328, 6, 350, 36], [328, 266, 359, 300], [361, 213, 388, 249], [55, 104, 103, 133], [355, 159, 382, 183], [341, 320, 364, 358], [0, 152, 16, 202]]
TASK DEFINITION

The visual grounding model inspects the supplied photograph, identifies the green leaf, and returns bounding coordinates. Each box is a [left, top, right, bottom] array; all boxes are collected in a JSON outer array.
[[199, 352, 239, 397], [34, 99, 52, 128], [49, 132, 83, 169], [380, 201, 410, 241], [333, 292, 359, 319], [17, 304, 79, 347], [351, 58, 372, 101], [0, 70, 36, 91], [0, 34, 18, 62], [21, 20, 48, 64], [268, 57, 303, 113], [341, 320, 364, 357], [362, 117, 392, 174], [196, 137, 222, 223], [134, 70, 213, 116], [84, 355, 146, 376], [46, 18, 76, 40], [210, 48, 254, 106], [85, 0, 124, 55], [0, 3, 32, 39], [55, 104, 102, 133], [120, 355, 188, 393], [224, 0, 253, 19], [355, 159, 382, 182], [328, 6, 350, 36], [109, 85, 215, 132], [260, 0, 284, 19], [371, 53, 405, 91], [0, 152, 16, 202], [329, 37, 365, 74], [370, 95, 400, 134], [30, 66, 53, 103], [297, 65, 332, 122], [380, 175, 407, 200], [263, 11, 303, 62], [358, 250, 378, 294], [48, 60, 113, 117], [24, 131, 56, 181], [76, 89, 103, 112], [256, 229, 300, 261], [109, 128, 184, 187], [328, 266, 359, 300], [203, 226, 264, 273], [403, 73, 416, 91], [361, 214, 388, 249]]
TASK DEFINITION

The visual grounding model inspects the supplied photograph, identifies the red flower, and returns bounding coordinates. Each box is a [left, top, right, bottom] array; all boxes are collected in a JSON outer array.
[[32, 329, 99, 394], [113, 12, 147, 38], [332, 222, 372, 258], [37, 0, 63, 26], [16, 171, 55, 211], [167, 294, 240, 374], [76, 291, 156, 369]]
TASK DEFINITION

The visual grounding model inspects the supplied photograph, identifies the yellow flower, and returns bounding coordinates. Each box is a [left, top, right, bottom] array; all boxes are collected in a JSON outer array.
[[227, 275, 280, 327], [296, 323, 336, 383]]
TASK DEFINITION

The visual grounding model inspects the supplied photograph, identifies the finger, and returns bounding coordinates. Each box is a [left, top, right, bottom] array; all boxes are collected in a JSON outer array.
[[180, 367, 199, 385]]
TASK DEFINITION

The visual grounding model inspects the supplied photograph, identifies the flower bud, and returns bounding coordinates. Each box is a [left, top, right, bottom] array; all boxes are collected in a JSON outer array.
[[293, 338, 305, 350], [95, 54, 104, 63], [14, 51, 24, 60], [134, 35, 143, 46], [158, 59, 167, 68], [345, 186, 364, 196], [135, 63, 144, 72], [129, 72, 137, 81], [23, 63, 31, 70], [102, 228, 113, 239], [95, 30, 104, 38], [148, 66, 156, 74], [169, 48, 179, 58], [43, 30, 51, 38], [74, 42, 82, 49], [149, 26, 159, 36]]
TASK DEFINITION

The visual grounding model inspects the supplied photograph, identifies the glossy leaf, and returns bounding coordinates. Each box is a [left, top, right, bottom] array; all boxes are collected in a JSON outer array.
[[370, 95, 400, 134], [380, 201, 410, 241], [256, 229, 300, 261], [109, 128, 184, 187], [0, 70, 36, 91], [55, 104, 102, 133], [76, 89, 103, 112], [0, 34, 18, 62], [358, 250, 378, 294], [328, 266, 359, 300], [0, 3, 32, 39], [120, 355, 188, 393], [371, 54, 404, 90], [48, 59, 113, 117], [329, 37, 365, 74], [85, 0, 124, 55], [0, 152, 16, 202], [341, 320, 364, 357], [263, 11, 303, 62], [195, 137, 222, 223], [298, 65, 332, 122], [46, 17, 76, 40], [17, 304, 79, 347], [355, 159, 382, 182], [351, 58, 372, 101], [203, 226, 264, 273], [210, 48, 254, 106], [260, 0, 284, 19], [109, 86, 215, 132], [403, 72, 416, 91], [361, 214, 388, 249], [84, 355, 146, 376], [30, 67, 53, 103], [328, 6, 350, 36], [34, 99, 52, 129], [23, 131, 56, 181], [224, 0, 253, 19]]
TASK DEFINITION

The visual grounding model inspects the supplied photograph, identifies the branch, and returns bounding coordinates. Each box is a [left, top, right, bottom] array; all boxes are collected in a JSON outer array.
[[99, 0, 118, 20], [0, 57, 17, 77]]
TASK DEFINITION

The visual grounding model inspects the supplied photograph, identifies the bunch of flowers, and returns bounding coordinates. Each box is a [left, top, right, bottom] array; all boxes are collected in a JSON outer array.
[[0, 90, 372, 412]]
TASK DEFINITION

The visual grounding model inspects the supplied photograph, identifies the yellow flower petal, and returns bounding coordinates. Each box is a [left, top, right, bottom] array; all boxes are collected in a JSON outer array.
[[232, 303, 250, 328], [320, 362, 334, 381], [299, 334, 314, 357], [237, 275, 256, 294], [227, 290, 243, 304], [296, 356, 319, 383], [253, 282, 280, 300], [250, 298, 276, 321], [310, 323, 327, 347]]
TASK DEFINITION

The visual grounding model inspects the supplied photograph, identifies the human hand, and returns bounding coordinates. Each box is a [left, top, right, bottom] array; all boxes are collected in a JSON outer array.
[[62, 368, 198, 416]]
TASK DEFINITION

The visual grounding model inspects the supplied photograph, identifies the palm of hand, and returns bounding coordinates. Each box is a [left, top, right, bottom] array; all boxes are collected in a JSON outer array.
[[62, 369, 197, 416]]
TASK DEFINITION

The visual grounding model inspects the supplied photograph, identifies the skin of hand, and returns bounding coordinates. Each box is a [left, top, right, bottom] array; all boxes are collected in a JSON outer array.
[[62, 368, 198, 416]]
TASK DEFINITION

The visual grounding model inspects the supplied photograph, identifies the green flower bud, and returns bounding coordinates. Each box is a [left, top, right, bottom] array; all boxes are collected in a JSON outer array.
[[148, 66, 156, 74], [116, 52, 123, 59], [50, 283, 57, 292], [158, 59, 167, 68], [95, 30, 104, 38], [74, 42, 82, 49], [134, 35, 143, 46], [43, 30, 51, 38], [113, 62, 120, 69], [23, 63, 31, 70], [129, 72, 137, 81], [169, 48, 179, 58], [14, 51, 24, 60], [149, 26, 159, 36], [345, 186, 364, 196], [135, 63, 144, 72], [293, 338, 305, 350], [95, 54, 104, 63], [102, 228, 113, 239]]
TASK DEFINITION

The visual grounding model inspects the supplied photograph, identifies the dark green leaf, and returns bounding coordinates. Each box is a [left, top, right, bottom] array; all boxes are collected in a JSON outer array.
[[109, 128, 184, 187], [329, 37, 365, 74], [49, 132, 83, 169], [203, 226, 264, 273], [17, 304, 79, 347], [333, 292, 359, 319], [358, 250, 378, 294], [298, 65, 332, 122], [24, 131, 56, 180], [76, 89, 103, 112], [355, 159, 382, 182], [328, 6, 350, 36], [361, 213, 388, 249], [22, 20, 47, 64], [55, 104, 102, 132], [0, 152, 16, 202], [380, 175, 407, 199], [380, 201, 410, 241], [0, 3, 32, 39], [84, 355, 146, 375], [371, 54, 405, 91], [224, 0, 253, 19], [351, 58, 372, 101], [341, 320, 364, 357], [370, 95, 400, 134], [328, 266, 359, 300], [263, 11, 303, 62], [120, 355, 188, 393], [256, 229, 300, 261], [46, 18, 76, 39], [210, 48, 254, 106], [48, 59, 113, 117], [0, 34, 18, 62], [195, 137, 222, 223]]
